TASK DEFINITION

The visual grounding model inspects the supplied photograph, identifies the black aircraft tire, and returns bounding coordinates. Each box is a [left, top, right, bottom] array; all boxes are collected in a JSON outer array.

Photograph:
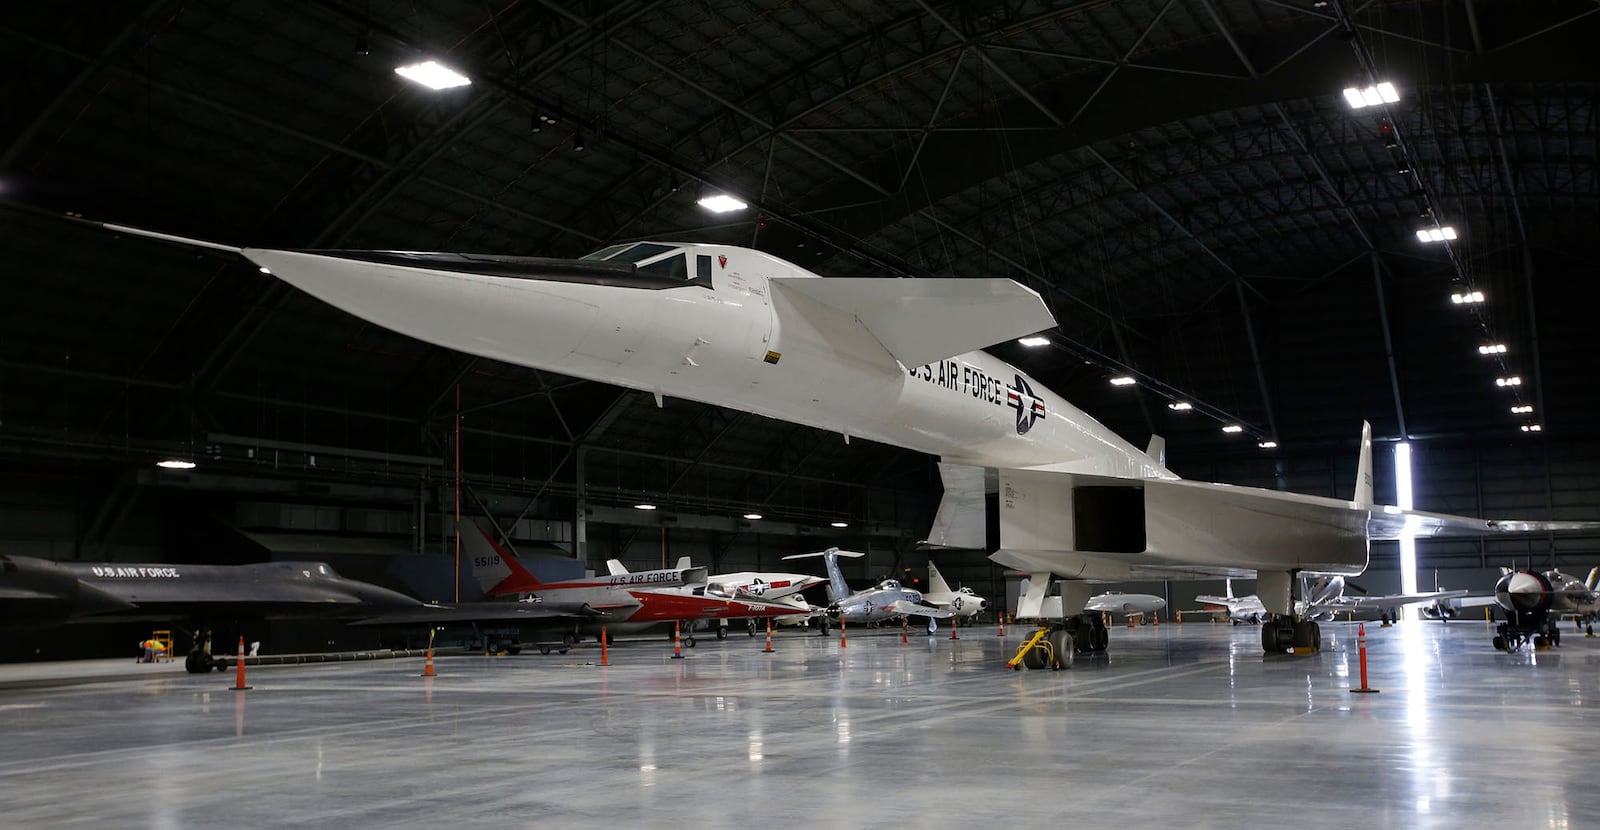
[[716, 628, 728, 641], [562, 632, 578, 646], [684, 636, 697, 648], [1021, 644, 1049, 670], [539, 645, 552, 655], [184, 652, 210, 674], [1093, 627, 1109, 652], [1492, 635, 1507, 651]]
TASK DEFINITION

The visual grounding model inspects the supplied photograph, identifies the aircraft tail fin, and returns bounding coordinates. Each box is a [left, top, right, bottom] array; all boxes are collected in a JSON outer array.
[[782, 547, 861, 603], [926, 462, 988, 548], [1146, 435, 1167, 468], [927, 560, 954, 596], [675, 556, 692, 571], [605, 559, 629, 576], [1587, 567, 1600, 593], [462, 521, 542, 596], [1355, 421, 1374, 507], [1225, 577, 1235, 600]]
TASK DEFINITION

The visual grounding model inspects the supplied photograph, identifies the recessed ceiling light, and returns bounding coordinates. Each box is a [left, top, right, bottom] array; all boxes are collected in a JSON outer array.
[[156, 459, 197, 470], [633, 503, 657, 510], [743, 513, 763, 520], [830, 521, 849, 528], [394, 60, 471, 90]]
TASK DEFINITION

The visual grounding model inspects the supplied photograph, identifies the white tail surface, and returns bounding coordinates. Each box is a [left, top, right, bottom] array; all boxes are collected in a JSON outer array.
[[927, 560, 955, 596], [1146, 435, 1167, 469], [1354, 421, 1374, 507], [782, 547, 863, 603], [605, 559, 629, 576]]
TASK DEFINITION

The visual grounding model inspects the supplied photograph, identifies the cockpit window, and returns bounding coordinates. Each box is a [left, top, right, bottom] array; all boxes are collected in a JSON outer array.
[[638, 253, 688, 280], [603, 242, 679, 263], [579, 243, 632, 261]]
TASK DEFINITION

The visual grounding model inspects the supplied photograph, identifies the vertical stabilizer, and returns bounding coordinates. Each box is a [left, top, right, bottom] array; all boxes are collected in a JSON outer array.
[[1355, 421, 1374, 508], [675, 556, 692, 571], [1146, 435, 1167, 468], [605, 559, 629, 576], [820, 548, 850, 603], [463, 522, 543, 595], [927, 560, 954, 596], [1225, 577, 1234, 600]]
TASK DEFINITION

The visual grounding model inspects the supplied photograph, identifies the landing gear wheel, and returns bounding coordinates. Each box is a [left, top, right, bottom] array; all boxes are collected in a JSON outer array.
[[1292, 620, 1321, 652], [684, 636, 697, 648], [1492, 635, 1508, 651], [1261, 620, 1294, 654], [562, 632, 578, 647], [716, 627, 728, 641], [1046, 630, 1074, 669], [506, 644, 523, 655], [538, 645, 552, 655], [1021, 642, 1050, 670], [1092, 626, 1109, 652], [184, 652, 213, 674]]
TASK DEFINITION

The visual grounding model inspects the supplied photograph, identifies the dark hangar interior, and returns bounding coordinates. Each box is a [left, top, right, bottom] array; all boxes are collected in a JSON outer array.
[[3, 0, 1598, 622]]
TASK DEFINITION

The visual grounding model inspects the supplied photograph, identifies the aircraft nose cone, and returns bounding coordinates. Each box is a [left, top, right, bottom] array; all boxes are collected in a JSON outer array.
[[1495, 571, 1552, 613], [976, 598, 989, 610]]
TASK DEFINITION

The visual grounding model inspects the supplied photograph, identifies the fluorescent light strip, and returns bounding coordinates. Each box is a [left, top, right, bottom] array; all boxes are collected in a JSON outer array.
[[1017, 336, 1049, 347], [697, 194, 748, 213], [394, 61, 471, 90], [1221, 425, 1243, 434], [1109, 376, 1136, 386], [1167, 402, 1192, 411]]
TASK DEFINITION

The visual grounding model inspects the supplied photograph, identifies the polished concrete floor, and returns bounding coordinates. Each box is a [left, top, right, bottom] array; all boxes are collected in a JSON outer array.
[[1, 618, 1596, 828]]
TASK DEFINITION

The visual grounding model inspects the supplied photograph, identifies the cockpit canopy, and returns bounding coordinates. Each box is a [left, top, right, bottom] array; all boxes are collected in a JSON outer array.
[[876, 579, 901, 591], [581, 242, 703, 282]]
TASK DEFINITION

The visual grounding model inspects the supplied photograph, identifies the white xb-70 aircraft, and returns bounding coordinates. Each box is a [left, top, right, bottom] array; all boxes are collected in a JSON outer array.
[[101, 224, 1599, 658]]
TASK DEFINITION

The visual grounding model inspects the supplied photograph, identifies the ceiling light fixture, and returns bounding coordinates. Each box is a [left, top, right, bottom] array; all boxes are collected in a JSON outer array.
[[1416, 226, 1458, 243], [1018, 336, 1050, 347], [1167, 402, 1192, 411], [394, 60, 471, 90], [1258, 440, 1278, 449], [156, 458, 197, 470], [633, 503, 657, 510], [1521, 424, 1543, 433], [1511, 405, 1534, 414], [1495, 376, 1522, 387], [1450, 291, 1485, 305], [1478, 344, 1507, 355], [697, 194, 748, 213], [1343, 82, 1400, 109], [1109, 376, 1136, 386], [743, 513, 763, 521], [830, 521, 849, 528], [1221, 425, 1243, 434]]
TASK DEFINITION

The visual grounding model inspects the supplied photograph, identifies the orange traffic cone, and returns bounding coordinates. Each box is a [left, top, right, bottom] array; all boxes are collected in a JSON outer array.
[[671, 620, 684, 659], [901, 617, 908, 645], [762, 619, 774, 654], [420, 628, 437, 677], [231, 636, 252, 691], [998, 614, 1005, 637], [600, 627, 609, 666], [839, 617, 847, 649]]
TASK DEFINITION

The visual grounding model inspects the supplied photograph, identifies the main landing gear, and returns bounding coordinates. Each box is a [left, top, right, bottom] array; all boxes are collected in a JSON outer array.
[[1010, 612, 1110, 670], [1260, 616, 1321, 655]]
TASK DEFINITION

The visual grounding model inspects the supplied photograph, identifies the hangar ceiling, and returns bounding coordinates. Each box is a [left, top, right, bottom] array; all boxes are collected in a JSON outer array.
[[2, 0, 1597, 550]]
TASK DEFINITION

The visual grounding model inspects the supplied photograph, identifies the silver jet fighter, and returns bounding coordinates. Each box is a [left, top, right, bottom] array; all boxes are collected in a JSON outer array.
[[782, 548, 953, 633], [921, 560, 989, 622], [1491, 567, 1600, 651], [1084, 591, 1167, 623]]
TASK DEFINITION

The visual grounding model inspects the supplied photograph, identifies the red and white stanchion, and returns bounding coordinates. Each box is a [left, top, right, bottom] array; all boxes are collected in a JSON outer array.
[[600, 627, 609, 666], [231, 636, 252, 690], [901, 617, 908, 645], [950, 616, 960, 640], [839, 617, 847, 649], [1350, 622, 1379, 694], [762, 619, 774, 654], [998, 614, 1006, 637], [670, 621, 684, 659]]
